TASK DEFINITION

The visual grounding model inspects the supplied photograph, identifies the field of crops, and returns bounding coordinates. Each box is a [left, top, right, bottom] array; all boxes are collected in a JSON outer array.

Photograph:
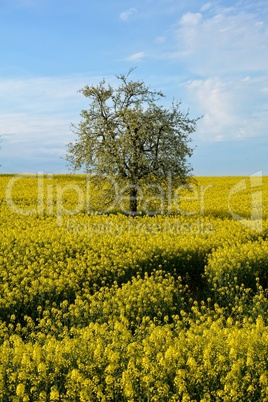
[[0, 173, 268, 401]]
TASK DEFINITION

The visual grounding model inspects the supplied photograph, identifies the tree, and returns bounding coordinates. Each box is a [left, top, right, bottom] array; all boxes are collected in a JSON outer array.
[[66, 69, 199, 214]]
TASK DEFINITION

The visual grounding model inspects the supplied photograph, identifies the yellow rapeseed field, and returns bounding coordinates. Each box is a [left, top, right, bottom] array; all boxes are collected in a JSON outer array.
[[0, 174, 268, 401]]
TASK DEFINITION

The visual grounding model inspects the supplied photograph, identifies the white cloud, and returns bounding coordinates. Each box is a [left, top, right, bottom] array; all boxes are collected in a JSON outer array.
[[200, 3, 212, 12], [180, 12, 202, 26], [0, 74, 106, 172], [155, 36, 166, 44], [124, 52, 145, 62], [0, 75, 104, 115], [187, 78, 234, 141], [159, 1, 268, 145], [0, 113, 69, 140], [120, 7, 137, 21], [173, 5, 268, 75], [187, 76, 268, 142]]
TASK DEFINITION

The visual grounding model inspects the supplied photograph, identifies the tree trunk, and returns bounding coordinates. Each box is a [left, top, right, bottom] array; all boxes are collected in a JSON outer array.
[[129, 185, 138, 215]]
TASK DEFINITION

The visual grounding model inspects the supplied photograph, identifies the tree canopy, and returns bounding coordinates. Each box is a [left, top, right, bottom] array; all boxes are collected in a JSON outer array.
[[66, 69, 199, 213]]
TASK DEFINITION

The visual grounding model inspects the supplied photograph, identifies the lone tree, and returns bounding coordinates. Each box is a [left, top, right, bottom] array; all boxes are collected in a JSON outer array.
[[67, 69, 199, 214]]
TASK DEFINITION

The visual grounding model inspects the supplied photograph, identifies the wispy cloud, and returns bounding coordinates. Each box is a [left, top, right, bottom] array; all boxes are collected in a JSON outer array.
[[120, 7, 137, 21], [187, 76, 268, 141], [0, 74, 105, 172], [0, 75, 105, 114], [124, 52, 145, 62], [200, 3, 212, 12], [153, 0, 268, 145], [155, 36, 166, 44], [173, 5, 268, 75]]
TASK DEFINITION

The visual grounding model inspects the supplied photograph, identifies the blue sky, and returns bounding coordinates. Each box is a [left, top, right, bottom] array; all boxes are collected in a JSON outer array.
[[1, 0, 268, 175]]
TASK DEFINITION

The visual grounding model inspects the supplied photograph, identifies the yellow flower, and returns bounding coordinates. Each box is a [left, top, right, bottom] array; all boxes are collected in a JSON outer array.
[[50, 387, 60, 401], [16, 383, 25, 397]]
